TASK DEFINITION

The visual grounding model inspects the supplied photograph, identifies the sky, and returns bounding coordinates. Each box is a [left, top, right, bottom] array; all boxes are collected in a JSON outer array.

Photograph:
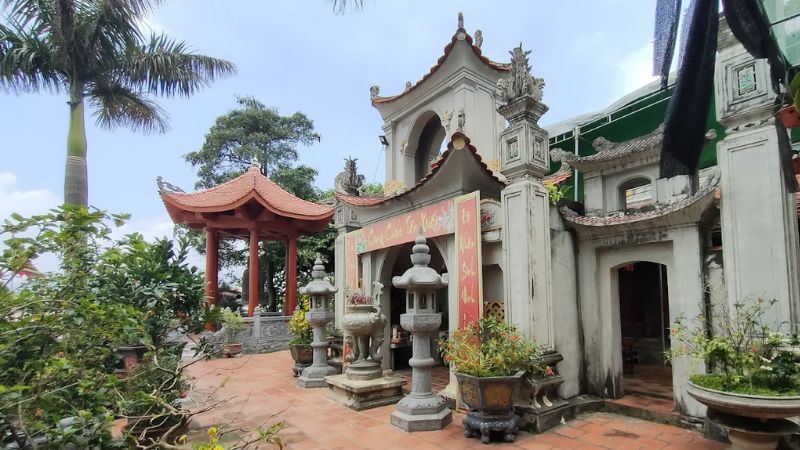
[[0, 0, 663, 271]]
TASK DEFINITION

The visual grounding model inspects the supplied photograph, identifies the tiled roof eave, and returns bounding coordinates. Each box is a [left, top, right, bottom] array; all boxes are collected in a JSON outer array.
[[561, 172, 720, 235], [371, 29, 509, 106]]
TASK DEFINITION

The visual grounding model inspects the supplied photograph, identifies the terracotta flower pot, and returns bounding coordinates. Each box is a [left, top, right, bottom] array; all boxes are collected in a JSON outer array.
[[223, 343, 243, 357], [289, 343, 313, 364], [776, 105, 800, 128]]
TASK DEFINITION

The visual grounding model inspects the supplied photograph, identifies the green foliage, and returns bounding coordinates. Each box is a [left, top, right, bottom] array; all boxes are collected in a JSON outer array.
[[790, 73, 800, 111], [360, 182, 384, 196], [96, 233, 205, 347], [669, 298, 800, 396], [438, 317, 545, 378], [184, 97, 335, 309], [184, 96, 319, 190], [0, 206, 211, 447], [221, 308, 246, 344], [544, 182, 571, 205], [288, 295, 312, 345]]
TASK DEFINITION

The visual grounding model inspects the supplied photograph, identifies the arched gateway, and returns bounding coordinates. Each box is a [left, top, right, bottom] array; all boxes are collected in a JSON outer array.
[[159, 160, 334, 316]]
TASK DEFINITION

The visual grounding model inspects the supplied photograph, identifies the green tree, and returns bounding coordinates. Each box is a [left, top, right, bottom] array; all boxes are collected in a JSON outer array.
[[0, 0, 235, 206], [184, 97, 333, 311]]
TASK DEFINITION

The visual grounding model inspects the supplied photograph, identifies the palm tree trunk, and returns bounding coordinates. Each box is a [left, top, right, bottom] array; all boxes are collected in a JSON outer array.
[[65, 82, 88, 206]]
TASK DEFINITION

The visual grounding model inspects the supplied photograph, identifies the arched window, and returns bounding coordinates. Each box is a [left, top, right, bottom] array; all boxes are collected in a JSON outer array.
[[618, 177, 652, 211], [413, 115, 446, 182]]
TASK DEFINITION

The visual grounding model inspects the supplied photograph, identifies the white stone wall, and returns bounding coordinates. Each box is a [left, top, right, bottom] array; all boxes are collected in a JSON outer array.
[[549, 206, 581, 398], [576, 228, 707, 417]]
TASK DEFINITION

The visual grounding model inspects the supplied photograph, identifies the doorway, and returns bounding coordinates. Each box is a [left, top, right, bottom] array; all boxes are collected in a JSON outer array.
[[618, 261, 672, 400]]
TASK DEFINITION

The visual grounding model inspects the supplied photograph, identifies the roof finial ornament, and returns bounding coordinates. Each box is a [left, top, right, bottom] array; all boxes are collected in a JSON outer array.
[[497, 42, 546, 103], [156, 176, 185, 194], [457, 12, 464, 29], [474, 29, 483, 48], [250, 156, 261, 170]]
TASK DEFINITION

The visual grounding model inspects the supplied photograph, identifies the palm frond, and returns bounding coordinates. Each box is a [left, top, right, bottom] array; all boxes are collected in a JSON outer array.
[[0, 19, 64, 92], [88, 81, 168, 134], [122, 33, 235, 98]]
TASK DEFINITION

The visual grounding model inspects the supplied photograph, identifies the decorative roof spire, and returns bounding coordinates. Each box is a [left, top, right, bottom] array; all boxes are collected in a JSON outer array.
[[250, 156, 261, 170], [301, 253, 338, 296], [392, 229, 448, 289], [458, 12, 464, 29]]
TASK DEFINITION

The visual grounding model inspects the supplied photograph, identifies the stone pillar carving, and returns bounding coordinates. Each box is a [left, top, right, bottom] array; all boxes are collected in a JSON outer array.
[[497, 44, 554, 348], [390, 233, 452, 431], [298, 255, 338, 388], [715, 17, 800, 329]]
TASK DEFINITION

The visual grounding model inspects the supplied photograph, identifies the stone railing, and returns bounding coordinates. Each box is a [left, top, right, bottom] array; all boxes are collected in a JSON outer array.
[[205, 314, 292, 354]]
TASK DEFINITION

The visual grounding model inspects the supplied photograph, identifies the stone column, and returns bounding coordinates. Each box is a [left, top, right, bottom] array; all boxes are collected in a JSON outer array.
[[390, 233, 452, 431], [248, 229, 259, 317], [498, 44, 555, 348], [205, 227, 218, 305], [714, 18, 800, 329], [298, 255, 338, 388]]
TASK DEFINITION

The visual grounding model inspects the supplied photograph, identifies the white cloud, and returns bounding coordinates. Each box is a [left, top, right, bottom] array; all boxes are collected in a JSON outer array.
[[615, 42, 659, 97], [0, 173, 204, 274], [0, 172, 60, 220]]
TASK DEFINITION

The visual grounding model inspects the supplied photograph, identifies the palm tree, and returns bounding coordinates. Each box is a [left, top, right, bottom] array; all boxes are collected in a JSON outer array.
[[0, 0, 235, 206]]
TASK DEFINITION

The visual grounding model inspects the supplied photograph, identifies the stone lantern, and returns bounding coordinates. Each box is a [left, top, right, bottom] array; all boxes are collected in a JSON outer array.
[[390, 233, 452, 431], [297, 255, 337, 388]]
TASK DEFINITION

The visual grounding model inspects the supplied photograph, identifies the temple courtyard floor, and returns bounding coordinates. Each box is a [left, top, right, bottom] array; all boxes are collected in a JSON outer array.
[[184, 351, 725, 449]]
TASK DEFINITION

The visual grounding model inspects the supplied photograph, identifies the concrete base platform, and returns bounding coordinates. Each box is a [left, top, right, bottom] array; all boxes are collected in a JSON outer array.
[[325, 374, 405, 411], [298, 364, 337, 388], [517, 395, 604, 433], [390, 395, 452, 432]]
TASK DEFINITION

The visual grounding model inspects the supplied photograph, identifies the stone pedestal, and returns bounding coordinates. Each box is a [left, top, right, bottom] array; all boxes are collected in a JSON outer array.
[[297, 256, 338, 388], [390, 234, 452, 431], [324, 374, 405, 411]]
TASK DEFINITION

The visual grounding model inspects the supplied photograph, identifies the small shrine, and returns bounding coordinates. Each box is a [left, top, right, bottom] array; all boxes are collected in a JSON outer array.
[[158, 159, 334, 316]]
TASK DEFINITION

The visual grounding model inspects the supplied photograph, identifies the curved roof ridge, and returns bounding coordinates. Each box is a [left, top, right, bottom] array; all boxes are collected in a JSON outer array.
[[371, 23, 509, 105], [336, 131, 505, 208], [160, 166, 334, 221]]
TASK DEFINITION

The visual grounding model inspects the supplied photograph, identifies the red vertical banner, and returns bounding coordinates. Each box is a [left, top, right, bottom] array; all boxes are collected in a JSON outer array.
[[345, 233, 357, 293], [455, 191, 483, 329]]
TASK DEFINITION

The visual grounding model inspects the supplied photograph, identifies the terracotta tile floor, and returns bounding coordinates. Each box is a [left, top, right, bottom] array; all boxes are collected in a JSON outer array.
[[396, 365, 451, 394], [184, 352, 725, 449]]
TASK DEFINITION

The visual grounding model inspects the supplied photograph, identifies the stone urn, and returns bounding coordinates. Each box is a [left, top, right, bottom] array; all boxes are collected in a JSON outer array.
[[456, 371, 524, 444], [341, 300, 386, 381], [687, 381, 800, 450]]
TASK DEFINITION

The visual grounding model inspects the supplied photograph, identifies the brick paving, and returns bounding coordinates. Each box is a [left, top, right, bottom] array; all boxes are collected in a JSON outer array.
[[184, 352, 725, 449]]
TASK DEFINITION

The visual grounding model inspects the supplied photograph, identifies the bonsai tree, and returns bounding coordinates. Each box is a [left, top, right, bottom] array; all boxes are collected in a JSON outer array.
[[669, 298, 800, 396], [288, 295, 312, 345], [220, 308, 245, 345]]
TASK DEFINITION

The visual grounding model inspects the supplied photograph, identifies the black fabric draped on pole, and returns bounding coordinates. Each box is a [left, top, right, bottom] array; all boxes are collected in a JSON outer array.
[[659, 0, 718, 178], [653, 0, 682, 89]]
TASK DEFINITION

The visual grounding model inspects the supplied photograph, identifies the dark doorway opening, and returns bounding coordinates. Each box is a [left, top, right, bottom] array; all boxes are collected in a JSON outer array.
[[387, 241, 448, 371], [618, 262, 672, 400]]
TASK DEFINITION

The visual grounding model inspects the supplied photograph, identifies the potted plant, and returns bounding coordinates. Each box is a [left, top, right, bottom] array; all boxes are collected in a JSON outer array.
[[670, 298, 800, 450], [288, 295, 313, 375], [220, 308, 245, 357], [439, 316, 543, 444], [777, 74, 800, 128]]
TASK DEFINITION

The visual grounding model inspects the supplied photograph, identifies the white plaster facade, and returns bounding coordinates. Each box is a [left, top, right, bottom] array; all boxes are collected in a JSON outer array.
[[332, 13, 800, 422]]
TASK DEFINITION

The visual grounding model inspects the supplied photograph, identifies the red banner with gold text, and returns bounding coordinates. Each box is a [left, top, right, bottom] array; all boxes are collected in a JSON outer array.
[[455, 192, 482, 328]]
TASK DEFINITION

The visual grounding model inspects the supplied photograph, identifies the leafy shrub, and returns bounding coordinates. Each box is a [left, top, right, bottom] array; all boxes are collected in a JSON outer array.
[[288, 295, 312, 345], [438, 317, 545, 378], [221, 308, 246, 344], [669, 298, 800, 395]]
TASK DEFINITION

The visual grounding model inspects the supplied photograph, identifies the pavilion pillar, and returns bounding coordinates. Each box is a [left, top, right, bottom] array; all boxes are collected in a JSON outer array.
[[248, 229, 260, 317], [285, 236, 298, 314], [205, 228, 219, 305]]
